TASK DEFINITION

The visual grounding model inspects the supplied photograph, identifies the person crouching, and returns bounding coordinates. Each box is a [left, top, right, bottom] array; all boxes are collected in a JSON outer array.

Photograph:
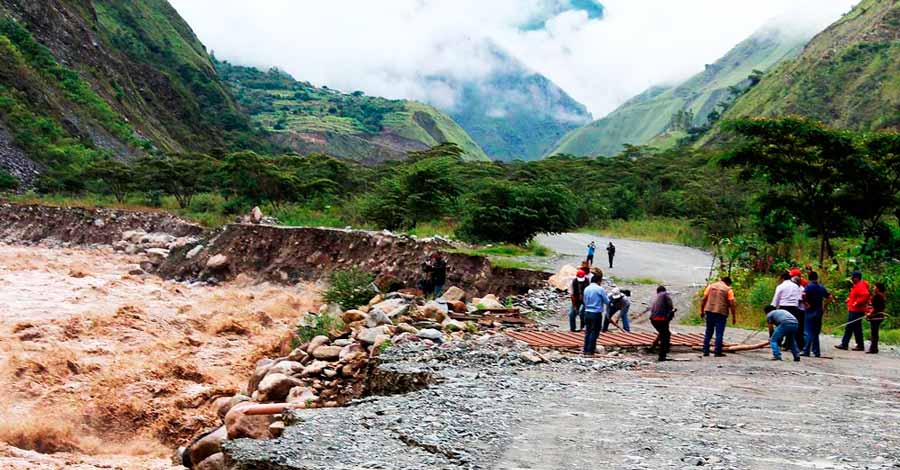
[[765, 305, 801, 362]]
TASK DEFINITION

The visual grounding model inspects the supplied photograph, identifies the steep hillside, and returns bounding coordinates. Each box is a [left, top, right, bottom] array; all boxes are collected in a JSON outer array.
[[552, 23, 810, 157], [0, 0, 264, 186], [426, 46, 592, 161], [714, 0, 900, 135], [217, 61, 489, 163]]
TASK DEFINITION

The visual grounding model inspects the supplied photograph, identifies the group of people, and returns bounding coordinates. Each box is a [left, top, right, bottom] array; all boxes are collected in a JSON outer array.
[[571, 264, 889, 362], [700, 269, 888, 362], [586, 241, 615, 269]]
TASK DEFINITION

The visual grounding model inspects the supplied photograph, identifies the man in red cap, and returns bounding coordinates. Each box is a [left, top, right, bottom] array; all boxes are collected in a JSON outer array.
[[569, 269, 590, 332]]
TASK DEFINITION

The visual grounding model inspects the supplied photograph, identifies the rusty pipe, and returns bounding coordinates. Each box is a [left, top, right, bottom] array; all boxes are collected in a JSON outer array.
[[237, 402, 307, 416]]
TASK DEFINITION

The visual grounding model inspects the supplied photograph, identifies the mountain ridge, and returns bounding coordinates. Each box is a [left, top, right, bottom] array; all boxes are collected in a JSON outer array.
[[550, 21, 813, 157]]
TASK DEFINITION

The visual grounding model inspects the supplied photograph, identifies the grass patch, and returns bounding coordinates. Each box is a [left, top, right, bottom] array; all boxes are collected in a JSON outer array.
[[451, 240, 552, 258], [612, 276, 662, 286], [582, 217, 709, 248], [489, 258, 542, 270]]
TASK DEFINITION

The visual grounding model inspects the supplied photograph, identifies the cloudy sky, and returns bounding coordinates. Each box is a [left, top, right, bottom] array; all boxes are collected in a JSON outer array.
[[171, 0, 856, 119]]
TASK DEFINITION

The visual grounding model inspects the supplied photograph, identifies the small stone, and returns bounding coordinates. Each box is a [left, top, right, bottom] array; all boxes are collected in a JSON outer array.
[[366, 309, 393, 327], [195, 452, 225, 470], [312, 345, 342, 360], [206, 254, 228, 269], [285, 386, 318, 405], [268, 421, 285, 438], [396, 323, 419, 335], [186, 244, 204, 259], [439, 286, 466, 302], [301, 360, 329, 377], [306, 335, 331, 354], [341, 309, 367, 324], [417, 328, 443, 342], [519, 350, 544, 364]]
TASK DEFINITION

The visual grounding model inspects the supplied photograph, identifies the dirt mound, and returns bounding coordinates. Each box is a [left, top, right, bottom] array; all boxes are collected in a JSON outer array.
[[161, 224, 549, 297], [0, 202, 203, 246]]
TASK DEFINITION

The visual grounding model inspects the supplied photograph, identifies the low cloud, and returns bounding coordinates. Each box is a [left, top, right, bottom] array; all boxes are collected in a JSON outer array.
[[171, 0, 856, 118]]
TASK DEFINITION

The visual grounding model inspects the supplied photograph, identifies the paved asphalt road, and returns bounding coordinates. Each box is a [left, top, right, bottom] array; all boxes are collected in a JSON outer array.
[[535, 232, 713, 287]]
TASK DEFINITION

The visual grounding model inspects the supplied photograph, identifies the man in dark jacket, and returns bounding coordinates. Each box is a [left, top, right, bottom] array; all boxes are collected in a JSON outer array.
[[569, 270, 590, 331], [423, 253, 448, 297], [650, 286, 676, 361], [606, 242, 616, 269]]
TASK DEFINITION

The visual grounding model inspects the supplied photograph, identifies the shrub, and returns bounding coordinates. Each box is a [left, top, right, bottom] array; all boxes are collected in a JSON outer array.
[[322, 268, 376, 309], [295, 312, 344, 344], [457, 179, 577, 245], [0, 168, 18, 191]]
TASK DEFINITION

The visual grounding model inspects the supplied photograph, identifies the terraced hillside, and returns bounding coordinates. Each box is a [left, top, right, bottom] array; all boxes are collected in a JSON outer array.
[[551, 22, 811, 157], [217, 61, 488, 163], [711, 0, 900, 137]]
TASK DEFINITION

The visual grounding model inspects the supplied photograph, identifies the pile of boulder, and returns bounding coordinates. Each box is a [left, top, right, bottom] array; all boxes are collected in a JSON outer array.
[[112, 228, 199, 273], [179, 285, 515, 469]]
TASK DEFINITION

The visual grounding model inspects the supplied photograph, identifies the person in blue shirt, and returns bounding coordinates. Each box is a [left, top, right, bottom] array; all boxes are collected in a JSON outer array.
[[581, 276, 610, 356], [765, 305, 801, 361], [800, 271, 833, 357], [586, 241, 596, 266]]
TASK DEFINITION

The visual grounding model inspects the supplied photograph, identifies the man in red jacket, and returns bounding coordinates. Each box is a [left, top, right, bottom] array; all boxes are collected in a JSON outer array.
[[835, 271, 870, 351]]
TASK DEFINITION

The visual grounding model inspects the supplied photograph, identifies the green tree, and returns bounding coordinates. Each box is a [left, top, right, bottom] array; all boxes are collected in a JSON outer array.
[[457, 179, 576, 245], [360, 146, 464, 229], [219, 151, 300, 210], [720, 118, 859, 265], [850, 132, 900, 248], [84, 159, 134, 203], [137, 153, 218, 209]]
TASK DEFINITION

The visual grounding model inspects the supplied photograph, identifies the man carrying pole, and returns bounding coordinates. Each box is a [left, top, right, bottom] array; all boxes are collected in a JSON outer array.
[[835, 271, 870, 352]]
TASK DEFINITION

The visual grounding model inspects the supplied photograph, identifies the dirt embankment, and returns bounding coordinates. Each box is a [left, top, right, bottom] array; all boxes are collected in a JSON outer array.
[[161, 224, 548, 297], [0, 202, 204, 246]]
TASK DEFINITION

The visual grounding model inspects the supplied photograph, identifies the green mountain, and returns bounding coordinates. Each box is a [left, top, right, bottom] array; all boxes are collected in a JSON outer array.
[[551, 22, 811, 157], [216, 61, 488, 163], [426, 45, 592, 161], [0, 0, 268, 185], [711, 0, 900, 136]]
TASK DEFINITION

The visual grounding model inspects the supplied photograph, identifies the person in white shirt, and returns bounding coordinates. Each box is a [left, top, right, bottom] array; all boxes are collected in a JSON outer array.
[[771, 272, 806, 349]]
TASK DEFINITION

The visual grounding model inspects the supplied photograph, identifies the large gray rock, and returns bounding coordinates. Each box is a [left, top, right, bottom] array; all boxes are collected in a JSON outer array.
[[372, 298, 410, 319], [356, 326, 392, 344], [257, 373, 304, 402], [366, 309, 393, 328], [417, 328, 443, 342]]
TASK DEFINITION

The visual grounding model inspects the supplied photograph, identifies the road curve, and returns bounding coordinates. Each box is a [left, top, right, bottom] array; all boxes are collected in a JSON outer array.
[[535, 232, 713, 287]]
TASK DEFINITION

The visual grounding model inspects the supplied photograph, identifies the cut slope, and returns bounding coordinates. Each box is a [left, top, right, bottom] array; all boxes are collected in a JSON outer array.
[[552, 23, 810, 157], [217, 61, 488, 163], [714, 0, 900, 134]]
